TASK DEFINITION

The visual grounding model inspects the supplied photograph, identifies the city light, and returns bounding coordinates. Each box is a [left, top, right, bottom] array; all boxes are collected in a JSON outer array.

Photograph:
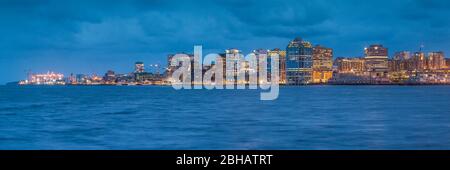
[[17, 38, 450, 86]]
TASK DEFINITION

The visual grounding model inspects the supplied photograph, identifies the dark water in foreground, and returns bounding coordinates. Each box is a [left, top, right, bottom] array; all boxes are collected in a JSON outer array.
[[0, 85, 450, 150]]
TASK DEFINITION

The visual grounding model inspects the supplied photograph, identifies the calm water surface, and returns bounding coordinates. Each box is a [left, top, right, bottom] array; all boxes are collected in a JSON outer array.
[[0, 85, 450, 149]]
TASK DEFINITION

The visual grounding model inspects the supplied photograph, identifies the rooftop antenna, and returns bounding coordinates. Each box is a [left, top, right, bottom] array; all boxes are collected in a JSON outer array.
[[419, 44, 424, 52]]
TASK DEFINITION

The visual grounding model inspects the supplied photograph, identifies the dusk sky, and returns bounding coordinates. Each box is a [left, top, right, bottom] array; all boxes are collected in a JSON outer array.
[[1, 0, 450, 84]]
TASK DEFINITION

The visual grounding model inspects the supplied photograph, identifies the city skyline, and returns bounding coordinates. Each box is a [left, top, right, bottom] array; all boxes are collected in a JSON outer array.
[[2, 0, 450, 84], [8, 38, 450, 85], [18, 38, 450, 86]]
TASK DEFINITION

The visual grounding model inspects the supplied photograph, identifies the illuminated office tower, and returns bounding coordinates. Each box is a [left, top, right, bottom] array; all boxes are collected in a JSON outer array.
[[268, 48, 287, 84], [135, 62, 145, 73], [364, 44, 388, 77], [253, 49, 268, 84], [252, 48, 283, 84], [312, 45, 333, 83], [225, 48, 244, 85], [412, 52, 427, 71], [286, 37, 313, 85], [428, 52, 445, 70]]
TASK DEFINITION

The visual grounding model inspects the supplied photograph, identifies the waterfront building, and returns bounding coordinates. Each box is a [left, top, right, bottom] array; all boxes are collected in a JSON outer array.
[[389, 52, 412, 83], [447, 58, 450, 69], [135, 62, 145, 73], [390, 51, 446, 72], [167, 53, 195, 84], [393, 51, 411, 60], [364, 44, 388, 77], [24, 72, 65, 85], [90, 74, 103, 84], [253, 49, 268, 84], [217, 53, 227, 84], [135, 72, 164, 84], [387, 70, 410, 83], [412, 52, 427, 71], [389, 58, 400, 72], [329, 73, 373, 85], [406, 71, 450, 84], [312, 45, 333, 83], [116, 74, 134, 84], [224, 48, 245, 85], [103, 70, 116, 84], [334, 57, 365, 74], [391, 51, 413, 72], [76, 74, 88, 84], [428, 52, 446, 70], [68, 73, 76, 84], [286, 37, 313, 85], [268, 48, 287, 84]]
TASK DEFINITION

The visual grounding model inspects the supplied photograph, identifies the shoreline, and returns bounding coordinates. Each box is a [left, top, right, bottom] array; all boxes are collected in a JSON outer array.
[[7, 83, 450, 86]]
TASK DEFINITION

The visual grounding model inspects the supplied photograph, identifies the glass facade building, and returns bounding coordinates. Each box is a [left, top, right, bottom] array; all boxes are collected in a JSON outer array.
[[286, 37, 313, 85]]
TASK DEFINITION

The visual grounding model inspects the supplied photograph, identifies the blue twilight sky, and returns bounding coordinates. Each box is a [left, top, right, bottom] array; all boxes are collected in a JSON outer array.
[[1, 0, 450, 84]]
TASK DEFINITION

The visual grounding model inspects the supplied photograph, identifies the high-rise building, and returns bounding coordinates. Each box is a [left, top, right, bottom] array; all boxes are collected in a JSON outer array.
[[364, 44, 388, 77], [286, 37, 313, 85], [391, 51, 412, 72], [224, 48, 244, 85], [312, 45, 333, 83], [428, 52, 445, 70], [268, 48, 287, 84], [253, 49, 269, 84], [394, 51, 411, 60], [412, 52, 427, 71], [135, 62, 145, 73]]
